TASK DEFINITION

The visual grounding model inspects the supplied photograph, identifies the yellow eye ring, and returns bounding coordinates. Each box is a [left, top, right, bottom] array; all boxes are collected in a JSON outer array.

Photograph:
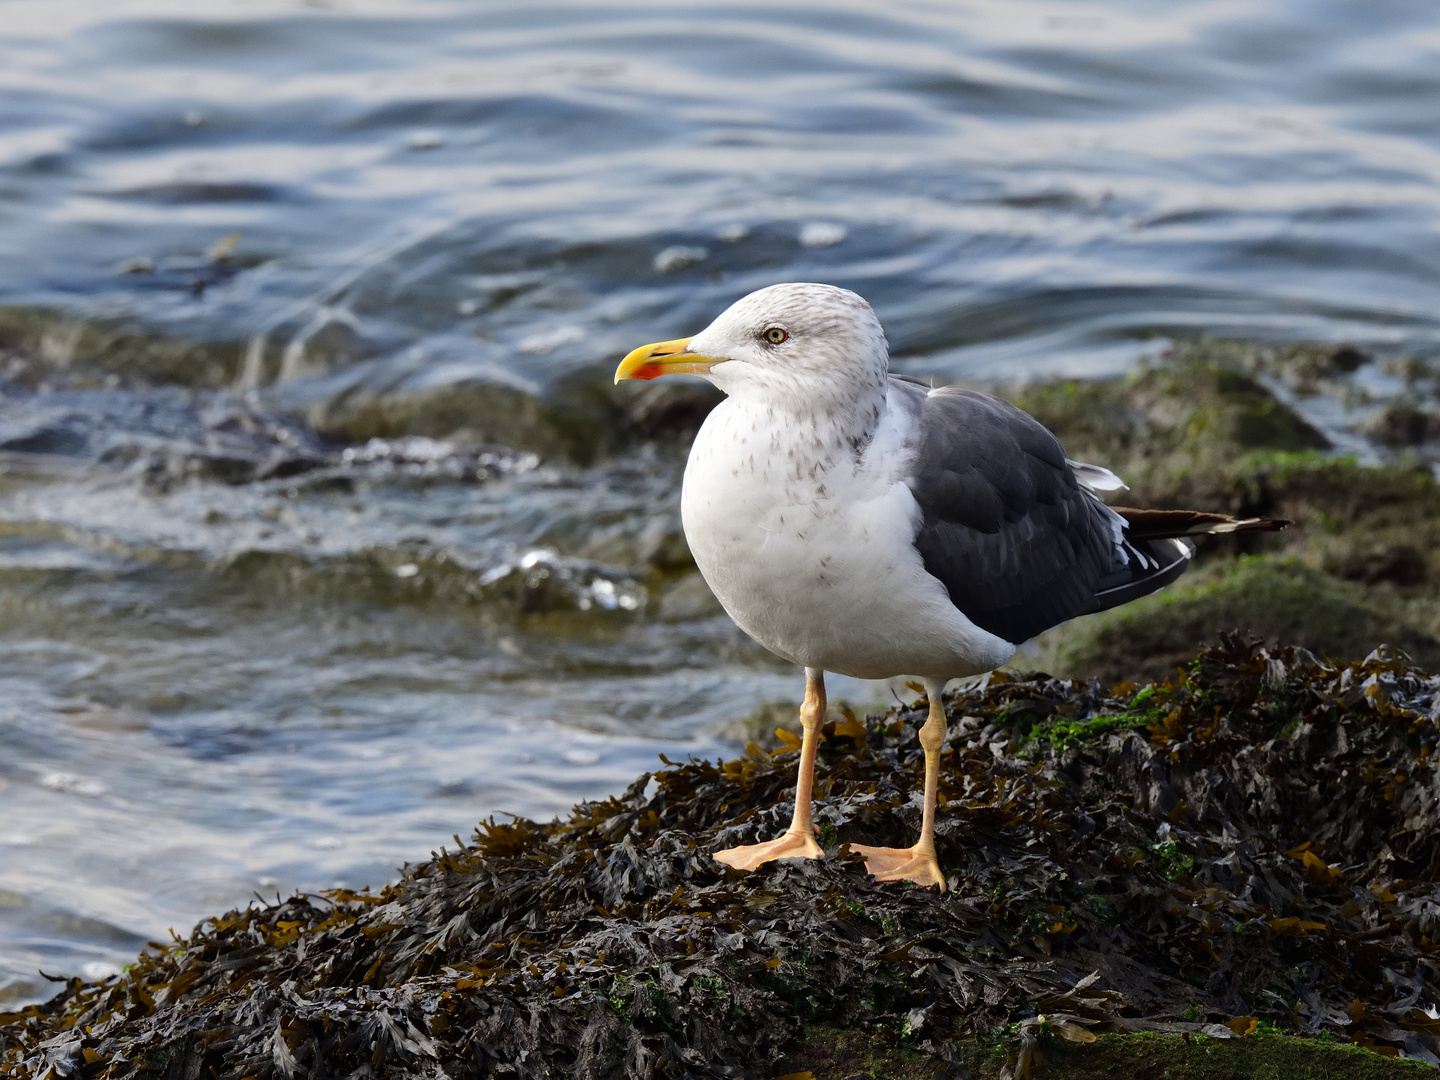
[[762, 326, 788, 345]]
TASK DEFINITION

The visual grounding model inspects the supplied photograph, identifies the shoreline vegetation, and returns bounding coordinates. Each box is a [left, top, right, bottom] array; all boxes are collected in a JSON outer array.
[[5, 323, 1440, 1075], [5, 637, 1440, 1078]]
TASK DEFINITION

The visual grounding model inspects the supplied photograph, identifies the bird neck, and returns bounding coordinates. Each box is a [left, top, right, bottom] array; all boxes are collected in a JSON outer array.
[[731, 377, 888, 458]]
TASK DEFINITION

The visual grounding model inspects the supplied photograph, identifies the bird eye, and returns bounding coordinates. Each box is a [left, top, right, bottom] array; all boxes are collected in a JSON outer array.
[[762, 326, 788, 345]]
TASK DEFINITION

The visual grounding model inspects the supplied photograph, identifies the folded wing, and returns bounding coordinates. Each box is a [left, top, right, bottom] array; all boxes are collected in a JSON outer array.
[[904, 384, 1286, 646]]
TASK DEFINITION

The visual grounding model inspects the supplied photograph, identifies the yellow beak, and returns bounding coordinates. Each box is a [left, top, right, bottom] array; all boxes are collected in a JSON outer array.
[[613, 337, 721, 383]]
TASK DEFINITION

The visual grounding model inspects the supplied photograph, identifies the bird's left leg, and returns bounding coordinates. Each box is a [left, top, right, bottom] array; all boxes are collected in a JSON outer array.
[[850, 677, 948, 891], [713, 668, 828, 870]]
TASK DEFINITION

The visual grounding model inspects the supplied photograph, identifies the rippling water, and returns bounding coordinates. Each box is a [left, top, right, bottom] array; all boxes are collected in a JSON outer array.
[[3, 0, 1440, 1002]]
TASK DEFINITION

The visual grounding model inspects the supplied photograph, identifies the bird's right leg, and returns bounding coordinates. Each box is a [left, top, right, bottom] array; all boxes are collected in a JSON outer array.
[[850, 678, 948, 891], [713, 668, 827, 870]]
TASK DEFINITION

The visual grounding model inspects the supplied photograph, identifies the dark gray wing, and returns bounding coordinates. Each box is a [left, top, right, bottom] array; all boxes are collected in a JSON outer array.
[[906, 385, 1188, 644]]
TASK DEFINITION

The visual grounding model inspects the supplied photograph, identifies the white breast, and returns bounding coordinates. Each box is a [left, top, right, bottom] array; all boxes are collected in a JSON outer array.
[[680, 385, 1016, 681]]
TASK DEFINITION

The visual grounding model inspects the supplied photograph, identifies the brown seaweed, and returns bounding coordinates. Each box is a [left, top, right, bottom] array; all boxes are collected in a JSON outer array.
[[6, 635, 1440, 1078]]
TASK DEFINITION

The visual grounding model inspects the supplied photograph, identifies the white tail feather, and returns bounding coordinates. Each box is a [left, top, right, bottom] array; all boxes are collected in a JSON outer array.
[[1068, 459, 1128, 493]]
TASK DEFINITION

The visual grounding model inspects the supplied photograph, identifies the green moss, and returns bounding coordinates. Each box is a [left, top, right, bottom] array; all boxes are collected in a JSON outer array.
[[1032, 556, 1440, 684], [1025, 708, 1152, 747], [1030, 1032, 1435, 1080], [1152, 839, 1196, 882], [993, 343, 1440, 682], [1009, 349, 1328, 488], [0, 306, 244, 388], [783, 1029, 1435, 1079], [1018, 685, 1168, 753], [306, 377, 613, 462]]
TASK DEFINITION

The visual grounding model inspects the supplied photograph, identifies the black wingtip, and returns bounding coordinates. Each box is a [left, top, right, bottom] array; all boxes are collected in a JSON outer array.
[[1088, 537, 1192, 611]]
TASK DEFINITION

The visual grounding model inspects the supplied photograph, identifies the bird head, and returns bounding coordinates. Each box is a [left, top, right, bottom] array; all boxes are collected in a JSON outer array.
[[615, 283, 889, 411]]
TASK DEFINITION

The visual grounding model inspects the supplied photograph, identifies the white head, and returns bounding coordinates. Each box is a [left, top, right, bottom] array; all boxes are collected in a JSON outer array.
[[615, 283, 890, 417]]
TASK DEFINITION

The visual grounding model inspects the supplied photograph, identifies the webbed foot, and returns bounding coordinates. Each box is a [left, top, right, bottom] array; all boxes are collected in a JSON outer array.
[[849, 842, 947, 891], [714, 830, 824, 871]]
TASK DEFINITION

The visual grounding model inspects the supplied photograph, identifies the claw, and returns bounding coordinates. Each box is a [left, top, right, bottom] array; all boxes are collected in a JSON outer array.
[[714, 830, 824, 871]]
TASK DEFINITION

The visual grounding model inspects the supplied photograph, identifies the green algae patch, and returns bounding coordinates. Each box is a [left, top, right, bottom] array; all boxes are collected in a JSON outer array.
[[999, 341, 1440, 682], [1007, 346, 1328, 505], [1027, 1032, 1437, 1080], [1035, 556, 1440, 684], [0, 307, 244, 389], [782, 1028, 1435, 1079], [309, 379, 578, 458], [7, 638, 1440, 1079], [301, 364, 721, 464], [1013, 684, 1166, 754], [1011, 351, 1328, 474], [1018, 1031, 1433, 1080]]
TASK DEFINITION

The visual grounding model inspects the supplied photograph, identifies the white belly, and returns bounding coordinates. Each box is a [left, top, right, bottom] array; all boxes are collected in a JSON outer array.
[[679, 397, 1015, 681]]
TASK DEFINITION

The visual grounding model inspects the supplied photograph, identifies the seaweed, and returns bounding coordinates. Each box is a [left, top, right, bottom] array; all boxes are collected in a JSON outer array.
[[7, 636, 1440, 1078]]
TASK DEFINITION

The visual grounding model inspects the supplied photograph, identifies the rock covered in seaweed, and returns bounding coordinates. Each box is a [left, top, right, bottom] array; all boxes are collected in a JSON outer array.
[[6, 637, 1440, 1078], [1006, 344, 1440, 683]]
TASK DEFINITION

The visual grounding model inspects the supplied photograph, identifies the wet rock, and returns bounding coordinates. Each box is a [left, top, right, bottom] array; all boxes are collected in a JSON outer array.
[[0, 307, 244, 389], [335, 436, 539, 483], [1010, 346, 1329, 504], [1256, 340, 1372, 388], [655, 572, 721, 622], [1337, 545, 1429, 587], [0, 423, 90, 456], [1001, 346, 1440, 685], [1034, 556, 1440, 685], [1366, 404, 1440, 447], [639, 520, 694, 572], [308, 379, 577, 460], [1156, 338, 1369, 397], [310, 364, 720, 465], [1329, 343, 1370, 373], [1384, 355, 1437, 384], [0, 310, 707, 468], [615, 380, 721, 444], [208, 546, 645, 617]]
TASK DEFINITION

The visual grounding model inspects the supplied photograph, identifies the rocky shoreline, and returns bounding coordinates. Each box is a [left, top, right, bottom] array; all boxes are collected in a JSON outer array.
[[5, 636, 1440, 1078], [7, 327, 1440, 1076], [1004, 340, 1440, 684]]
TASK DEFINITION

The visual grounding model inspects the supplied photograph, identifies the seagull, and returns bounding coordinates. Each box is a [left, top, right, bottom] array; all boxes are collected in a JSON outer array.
[[615, 283, 1285, 891]]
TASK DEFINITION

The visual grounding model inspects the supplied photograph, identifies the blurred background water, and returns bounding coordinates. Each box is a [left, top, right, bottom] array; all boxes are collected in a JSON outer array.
[[2, 0, 1440, 1003]]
